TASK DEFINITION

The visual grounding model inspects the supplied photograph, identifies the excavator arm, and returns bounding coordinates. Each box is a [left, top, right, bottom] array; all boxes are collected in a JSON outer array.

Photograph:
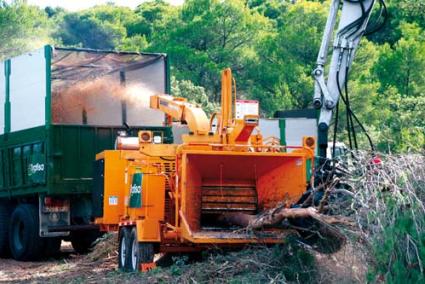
[[150, 94, 210, 135], [313, 0, 378, 158]]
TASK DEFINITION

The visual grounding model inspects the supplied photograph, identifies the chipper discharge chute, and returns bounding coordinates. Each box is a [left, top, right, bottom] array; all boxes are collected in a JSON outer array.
[[94, 68, 315, 272]]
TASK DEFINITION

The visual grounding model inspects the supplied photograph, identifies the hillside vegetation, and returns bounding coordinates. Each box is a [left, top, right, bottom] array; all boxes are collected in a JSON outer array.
[[0, 0, 424, 152]]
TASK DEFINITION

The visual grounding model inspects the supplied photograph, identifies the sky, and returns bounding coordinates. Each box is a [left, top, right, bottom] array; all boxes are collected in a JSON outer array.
[[26, 0, 185, 11]]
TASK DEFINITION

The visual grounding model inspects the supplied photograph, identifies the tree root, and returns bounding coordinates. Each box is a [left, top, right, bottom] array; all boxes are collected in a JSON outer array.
[[219, 206, 354, 253], [220, 207, 355, 230]]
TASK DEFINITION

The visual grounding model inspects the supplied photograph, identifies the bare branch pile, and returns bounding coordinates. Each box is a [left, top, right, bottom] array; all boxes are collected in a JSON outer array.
[[338, 152, 425, 277]]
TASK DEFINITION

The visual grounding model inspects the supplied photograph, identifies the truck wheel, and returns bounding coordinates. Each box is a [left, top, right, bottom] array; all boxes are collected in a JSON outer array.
[[118, 227, 131, 271], [9, 204, 45, 261], [44, 237, 62, 257], [0, 204, 12, 257], [128, 227, 154, 272], [70, 230, 100, 254]]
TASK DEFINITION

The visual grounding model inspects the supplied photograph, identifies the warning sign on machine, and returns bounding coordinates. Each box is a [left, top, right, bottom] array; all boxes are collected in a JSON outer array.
[[235, 100, 259, 119]]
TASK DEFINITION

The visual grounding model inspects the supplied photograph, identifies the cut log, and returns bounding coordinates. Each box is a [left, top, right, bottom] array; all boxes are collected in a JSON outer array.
[[219, 207, 354, 230], [219, 206, 353, 254]]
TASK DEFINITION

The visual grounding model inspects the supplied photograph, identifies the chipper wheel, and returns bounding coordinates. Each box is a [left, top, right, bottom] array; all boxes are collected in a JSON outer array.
[[118, 227, 131, 271], [128, 227, 155, 272]]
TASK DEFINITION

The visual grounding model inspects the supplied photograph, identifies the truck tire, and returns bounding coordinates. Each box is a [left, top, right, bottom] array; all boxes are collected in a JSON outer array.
[[9, 204, 45, 261], [118, 227, 131, 271], [0, 204, 12, 257], [128, 227, 154, 272], [70, 230, 100, 254]]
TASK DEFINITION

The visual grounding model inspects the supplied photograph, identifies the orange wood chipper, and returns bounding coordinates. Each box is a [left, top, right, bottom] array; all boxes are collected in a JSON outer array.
[[94, 68, 316, 272]]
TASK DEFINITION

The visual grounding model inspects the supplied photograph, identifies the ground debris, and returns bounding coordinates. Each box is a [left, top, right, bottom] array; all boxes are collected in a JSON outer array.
[[1, 152, 423, 283]]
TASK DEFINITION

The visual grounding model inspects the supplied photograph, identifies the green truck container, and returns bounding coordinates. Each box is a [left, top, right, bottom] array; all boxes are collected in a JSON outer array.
[[0, 46, 173, 260]]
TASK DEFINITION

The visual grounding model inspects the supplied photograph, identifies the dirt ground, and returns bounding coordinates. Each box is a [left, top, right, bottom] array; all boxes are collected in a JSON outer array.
[[0, 235, 368, 284], [0, 242, 118, 283]]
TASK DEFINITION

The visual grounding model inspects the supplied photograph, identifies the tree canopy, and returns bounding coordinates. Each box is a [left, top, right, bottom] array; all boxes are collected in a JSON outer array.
[[0, 0, 423, 152]]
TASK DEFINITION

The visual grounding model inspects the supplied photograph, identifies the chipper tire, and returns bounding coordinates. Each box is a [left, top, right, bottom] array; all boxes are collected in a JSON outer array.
[[0, 203, 13, 257], [9, 204, 44, 261], [128, 227, 155, 272], [118, 227, 131, 271]]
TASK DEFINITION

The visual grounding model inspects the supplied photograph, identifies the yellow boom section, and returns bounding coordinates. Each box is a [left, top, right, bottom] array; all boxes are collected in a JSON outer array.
[[150, 94, 210, 135]]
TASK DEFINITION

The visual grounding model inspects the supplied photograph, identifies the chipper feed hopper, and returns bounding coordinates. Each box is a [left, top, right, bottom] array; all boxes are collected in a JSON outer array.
[[94, 69, 315, 272]]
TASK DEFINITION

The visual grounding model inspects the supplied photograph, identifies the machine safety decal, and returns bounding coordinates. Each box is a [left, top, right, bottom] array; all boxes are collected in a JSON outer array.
[[108, 196, 118, 206], [129, 172, 143, 208]]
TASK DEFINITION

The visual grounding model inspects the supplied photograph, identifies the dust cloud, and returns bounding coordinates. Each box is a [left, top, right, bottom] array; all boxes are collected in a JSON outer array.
[[52, 78, 154, 124]]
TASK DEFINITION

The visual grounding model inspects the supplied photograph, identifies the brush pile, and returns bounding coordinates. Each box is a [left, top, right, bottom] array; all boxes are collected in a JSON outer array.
[[337, 152, 425, 281], [85, 233, 118, 263], [214, 151, 424, 282]]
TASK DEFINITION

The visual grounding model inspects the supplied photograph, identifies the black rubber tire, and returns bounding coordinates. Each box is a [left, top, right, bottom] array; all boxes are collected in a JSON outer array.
[[9, 204, 45, 261], [128, 227, 154, 272], [44, 237, 62, 257], [70, 230, 101, 254], [118, 227, 131, 271], [0, 203, 13, 257]]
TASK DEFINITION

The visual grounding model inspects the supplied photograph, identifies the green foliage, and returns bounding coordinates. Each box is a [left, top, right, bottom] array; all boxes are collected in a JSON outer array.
[[1, 0, 424, 153], [44, 6, 65, 18], [374, 23, 425, 98], [366, 0, 424, 45], [372, 23, 425, 152], [247, 0, 289, 23], [246, 1, 327, 115], [171, 76, 218, 115], [372, 88, 425, 152], [127, 0, 176, 40], [118, 35, 148, 52], [0, 0, 50, 59], [368, 204, 425, 283], [397, 0, 425, 29], [149, 0, 270, 100], [53, 4, 134, 49]]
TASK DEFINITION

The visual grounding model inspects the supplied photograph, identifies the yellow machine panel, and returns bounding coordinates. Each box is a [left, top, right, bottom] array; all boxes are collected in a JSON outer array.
[[127, 170, 166, 222], [95, 150, 129, 226], [94, 68, 316, 272]]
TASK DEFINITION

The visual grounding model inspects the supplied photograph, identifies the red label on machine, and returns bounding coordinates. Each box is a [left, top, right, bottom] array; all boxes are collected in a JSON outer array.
[[235, 100, 259, 119]]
